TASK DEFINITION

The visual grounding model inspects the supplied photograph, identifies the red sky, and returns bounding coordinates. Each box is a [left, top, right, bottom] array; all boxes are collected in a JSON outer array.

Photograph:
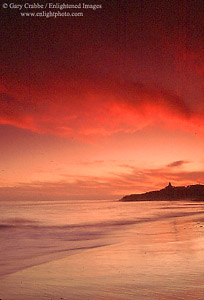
[[1, 0, 204, 200]]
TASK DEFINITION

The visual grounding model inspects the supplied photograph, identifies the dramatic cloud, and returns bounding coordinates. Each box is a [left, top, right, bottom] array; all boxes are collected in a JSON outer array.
[[1, 0, 204, 140], [1, 76, 204, 139]]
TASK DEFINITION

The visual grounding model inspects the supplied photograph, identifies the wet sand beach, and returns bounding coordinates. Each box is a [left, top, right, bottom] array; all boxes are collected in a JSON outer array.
[[0, 200, 204, 300]]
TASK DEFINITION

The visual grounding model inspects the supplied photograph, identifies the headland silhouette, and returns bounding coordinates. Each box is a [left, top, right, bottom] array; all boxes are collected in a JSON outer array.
[[120, 183, 204, 202]]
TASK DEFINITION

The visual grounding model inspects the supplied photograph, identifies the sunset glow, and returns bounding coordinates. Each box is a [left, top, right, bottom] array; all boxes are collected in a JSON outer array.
[[1, 1, 204, 200]]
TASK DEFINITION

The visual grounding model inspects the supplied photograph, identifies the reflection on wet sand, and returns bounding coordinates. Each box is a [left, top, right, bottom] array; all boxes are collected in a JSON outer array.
[[0, 200, 203, 300]]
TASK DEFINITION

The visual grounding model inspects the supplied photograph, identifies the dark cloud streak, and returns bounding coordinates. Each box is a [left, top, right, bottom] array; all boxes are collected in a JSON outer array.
[[167, 161, 189, 168]]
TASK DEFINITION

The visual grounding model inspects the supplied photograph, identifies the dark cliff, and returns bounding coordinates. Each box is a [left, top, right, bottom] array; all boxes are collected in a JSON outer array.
[[120, 183, 204, 202]]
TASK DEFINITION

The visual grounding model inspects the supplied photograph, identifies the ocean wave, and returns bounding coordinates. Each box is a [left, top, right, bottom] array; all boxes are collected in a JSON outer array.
[[1, 210, 204, 231]]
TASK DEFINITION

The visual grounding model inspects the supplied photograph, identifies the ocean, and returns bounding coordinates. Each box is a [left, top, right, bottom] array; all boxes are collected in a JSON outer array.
[[0, 199, 204, 300]]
